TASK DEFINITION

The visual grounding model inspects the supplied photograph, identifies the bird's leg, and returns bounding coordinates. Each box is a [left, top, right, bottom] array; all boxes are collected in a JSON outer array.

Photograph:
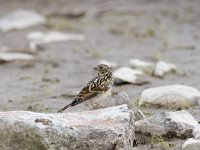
[[93, 102, 104, 108], [90, 102, 98, 110], [90, 101, 104, 109]]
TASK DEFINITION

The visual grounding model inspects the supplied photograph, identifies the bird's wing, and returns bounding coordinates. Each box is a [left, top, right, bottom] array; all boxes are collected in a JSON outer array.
[[65, 82, 109, 108], [57, 79, 109, 113], [57, 86, 103, 113], [78, 85, 108, 100]]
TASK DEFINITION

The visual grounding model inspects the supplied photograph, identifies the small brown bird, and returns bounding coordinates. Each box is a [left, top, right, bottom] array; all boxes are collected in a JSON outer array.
[[57, 64, 113, 113]]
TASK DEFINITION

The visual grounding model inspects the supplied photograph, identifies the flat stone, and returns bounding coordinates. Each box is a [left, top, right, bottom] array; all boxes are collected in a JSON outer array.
[[27, 31, 85, 50], [0, 105, 135, 150], [0, 52, 34, 62], [0, 9, 46, 32], [91, 91, 145, 121]]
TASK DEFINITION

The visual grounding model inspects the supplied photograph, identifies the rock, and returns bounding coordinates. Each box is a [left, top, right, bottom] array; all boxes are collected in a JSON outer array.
[[135, 110, 198, 139], [193, 125, 200, 139], [140, 84, 200, 108], [93, 91, 131, 108], [182, 138, 200, 150], [114, 92, 145, 121], [27, 31, 85, 50], [0, 9, 46, 32], [113, 67, 149, 85], [129, 59, 181, 77], [129, 58, 155, 74], [98, 60, 117, 68], [0, 52, 34, 62], [91, 91, 145, 121], [130, 105, 145, 122], [0, 46, 31, 53], [154, 61, 177, 77], [0, 105, 135, 150]]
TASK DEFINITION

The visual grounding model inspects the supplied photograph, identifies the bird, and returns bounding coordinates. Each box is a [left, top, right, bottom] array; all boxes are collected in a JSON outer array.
[[57, 64, 113, 113]]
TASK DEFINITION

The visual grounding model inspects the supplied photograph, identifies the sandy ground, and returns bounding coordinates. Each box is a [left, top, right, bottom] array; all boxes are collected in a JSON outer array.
[[0, 0, 200, 149]]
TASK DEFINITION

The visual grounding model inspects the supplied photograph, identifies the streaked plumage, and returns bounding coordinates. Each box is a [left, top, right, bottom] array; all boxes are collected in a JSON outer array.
[[57, 64, 113, 113]]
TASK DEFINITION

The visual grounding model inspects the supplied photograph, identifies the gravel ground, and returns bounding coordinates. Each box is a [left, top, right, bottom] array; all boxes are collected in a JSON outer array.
[[0, 0, 200, 149]]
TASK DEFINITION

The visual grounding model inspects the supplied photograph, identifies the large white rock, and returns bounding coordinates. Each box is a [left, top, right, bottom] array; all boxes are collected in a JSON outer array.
[[0, 105, 135, 150], [140, 84, 200, 108], [154, 61, 177, 77], [113, 67, 148, 85], [0, 52, 34, 62], [129, 58, 155, 74], [182, 138, 200, 150], [0, 9, 46, 32], [27, 31, 85, 50], [135, 110, 199, 138]]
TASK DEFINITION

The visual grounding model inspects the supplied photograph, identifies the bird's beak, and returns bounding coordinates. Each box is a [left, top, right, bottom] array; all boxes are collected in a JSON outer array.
[[93, 67, 98, 70]]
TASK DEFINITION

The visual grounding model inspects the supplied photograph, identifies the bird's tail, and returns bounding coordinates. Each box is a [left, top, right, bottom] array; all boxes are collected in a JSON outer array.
[[57, 97, 82, 113], [57, 104, 72, 113]]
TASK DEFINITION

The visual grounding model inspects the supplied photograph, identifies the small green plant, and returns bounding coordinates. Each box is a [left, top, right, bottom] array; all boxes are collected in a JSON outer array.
[[181, 101, 192, 110], [134, 97, 142, 109], [151, 134, 171, 150]]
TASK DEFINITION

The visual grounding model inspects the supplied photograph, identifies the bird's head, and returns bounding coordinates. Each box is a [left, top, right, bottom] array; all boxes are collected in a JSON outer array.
[[94, 64, 112, 76]]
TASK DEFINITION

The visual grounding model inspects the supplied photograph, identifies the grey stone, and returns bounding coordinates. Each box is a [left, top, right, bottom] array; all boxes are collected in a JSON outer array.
[[135, 110, 199, 139], [0, 104, 135, 150], [0, 9, 46, 32], [91, 91, 145, 122]]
